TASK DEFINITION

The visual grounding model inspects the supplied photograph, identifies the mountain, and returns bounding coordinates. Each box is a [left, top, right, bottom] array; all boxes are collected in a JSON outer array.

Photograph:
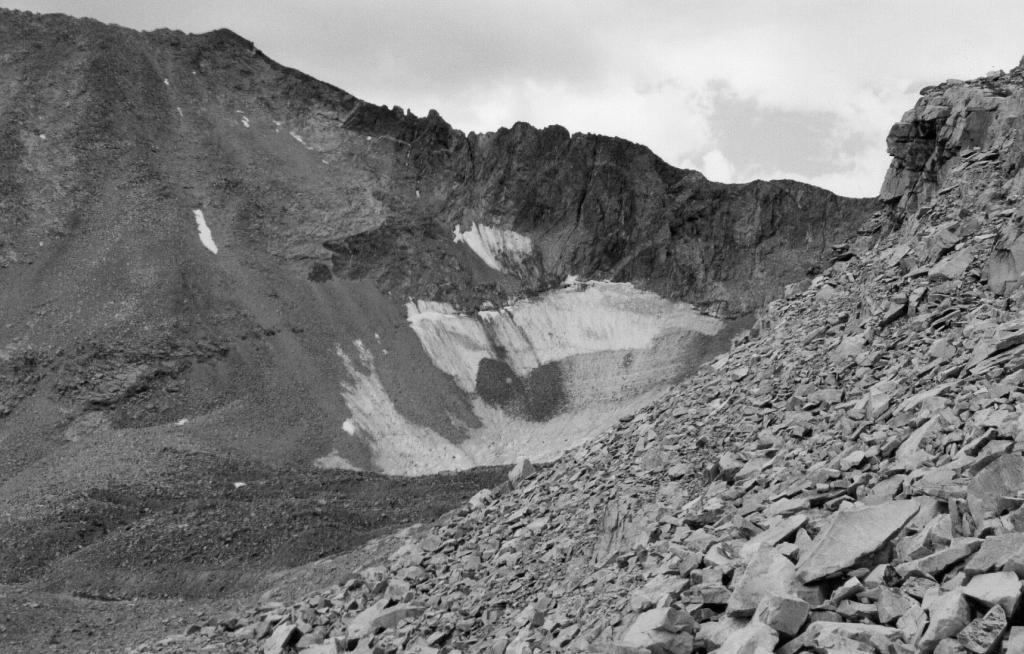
[[0, 5, 875, 481], [0, 8, 903, 652], [122, 52, 1024, 654]]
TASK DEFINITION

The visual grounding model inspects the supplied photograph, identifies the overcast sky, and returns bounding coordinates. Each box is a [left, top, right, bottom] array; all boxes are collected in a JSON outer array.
[[4, 1, 1023, 197]]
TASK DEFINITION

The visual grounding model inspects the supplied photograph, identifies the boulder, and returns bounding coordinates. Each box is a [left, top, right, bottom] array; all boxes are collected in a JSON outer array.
[[878, 587, 918, 625], [347, 602, 425, 639], [738, 514, 807, 561], [920, 591, 972, 654], [508, 457, 536, 488], [752, 594, 809, 637], [619, 607, 696, 654], [714, 622, 778, 654], [966, 533, 1024, 575], [957, 605, 1008, 654], [264, 623, 299, 654], [928, 248, 974, 282], [962, 571, 1022, 617], [795, 500, 920, 583], [967, 454, 1024, 524], [777, 622, 899, 654], [726, 544, 799, 617]]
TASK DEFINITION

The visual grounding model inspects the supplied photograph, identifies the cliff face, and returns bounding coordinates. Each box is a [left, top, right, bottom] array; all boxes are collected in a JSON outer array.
[[333, 105, 879, 317], [881, 57, 1024, 214]]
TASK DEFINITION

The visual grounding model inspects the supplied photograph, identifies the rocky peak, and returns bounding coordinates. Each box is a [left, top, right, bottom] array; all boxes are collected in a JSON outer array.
[[881, 62, 1024, 214]]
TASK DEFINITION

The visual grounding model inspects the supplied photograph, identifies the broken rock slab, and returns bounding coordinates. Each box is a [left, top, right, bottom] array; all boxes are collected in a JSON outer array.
[[508, 457, 536, 488], [795, 499, 920, 583], [619, 606, 696, 654], [958, 605, 1008, 654], [962, 571, 1022, 617], [920, 591, 972, 654], [726, 544, 800, 617], [776, 621, 899, 654], [752, 593, 808, 637], [967, 454, 1024, 525], [965, 532, 1024, 575], [714, 621, 778, 654]]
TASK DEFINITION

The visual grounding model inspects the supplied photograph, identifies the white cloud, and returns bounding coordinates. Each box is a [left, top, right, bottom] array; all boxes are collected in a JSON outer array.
[[701, 150, 736, 185]]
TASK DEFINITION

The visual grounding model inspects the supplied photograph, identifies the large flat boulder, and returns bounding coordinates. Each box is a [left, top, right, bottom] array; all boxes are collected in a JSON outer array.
[[795, 500, 920, 583]]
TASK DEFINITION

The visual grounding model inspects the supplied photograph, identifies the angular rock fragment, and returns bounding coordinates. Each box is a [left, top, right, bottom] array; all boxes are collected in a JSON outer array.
[[966, 533, 1024, 575], [508, 457, 536, 488], [962, 571, 1022, 617], [752, 593, 808, 637], [796, 500, 920, 583], [714, 622, 778, 654], [967, 454, 1024, 524], [619, 607, 696, 654], [957, 605, 1007, 654], [920, 592, 971, 654], [726, 544, 800, 617]]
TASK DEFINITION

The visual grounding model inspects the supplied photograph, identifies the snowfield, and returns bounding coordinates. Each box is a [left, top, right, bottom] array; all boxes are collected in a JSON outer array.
[[406, 280, 722, 393], [452, 222, 534, 274]]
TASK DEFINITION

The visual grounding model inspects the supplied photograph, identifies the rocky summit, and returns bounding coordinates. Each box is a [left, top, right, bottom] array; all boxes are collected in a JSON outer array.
[[5, 7, 1024, 654]]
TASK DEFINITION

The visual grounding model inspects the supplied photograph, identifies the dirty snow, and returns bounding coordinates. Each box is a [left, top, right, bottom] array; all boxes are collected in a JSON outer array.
[[406, 281, 722, 393], [320, 340, 474, 475], [193, 210, 218, 254], [452, 223, 533, 274]]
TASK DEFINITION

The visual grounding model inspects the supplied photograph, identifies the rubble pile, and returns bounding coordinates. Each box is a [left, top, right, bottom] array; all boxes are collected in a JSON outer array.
[[136, 64, 1024, 654]]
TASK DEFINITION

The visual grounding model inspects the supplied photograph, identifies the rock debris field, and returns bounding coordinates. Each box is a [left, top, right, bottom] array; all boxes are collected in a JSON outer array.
[[127, 61, 1024, 654]]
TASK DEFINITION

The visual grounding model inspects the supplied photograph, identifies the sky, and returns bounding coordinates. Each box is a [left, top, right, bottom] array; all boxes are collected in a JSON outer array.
[[3, 1, 1024, 198]]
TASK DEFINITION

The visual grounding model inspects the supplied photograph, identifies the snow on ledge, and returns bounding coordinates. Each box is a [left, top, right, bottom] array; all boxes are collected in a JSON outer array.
[[194, 210, 218, 254], [453, 223, 533, 274]]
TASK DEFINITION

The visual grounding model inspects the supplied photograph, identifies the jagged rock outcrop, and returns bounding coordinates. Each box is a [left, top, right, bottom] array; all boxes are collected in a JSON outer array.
[[333, 110, 879, 317], [142, 56, 1024, 654], [881, 58, 1024, 214]]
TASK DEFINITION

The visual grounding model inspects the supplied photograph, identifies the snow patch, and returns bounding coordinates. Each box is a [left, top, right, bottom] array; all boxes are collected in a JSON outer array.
[[163, 78, 169, 85], [177, 107, 183, 118], [328, 340, 474, 475], [176, 418, 188, 426], [342, 419, 355, 435], [38, 134, 45, 140], [290, 131, 306, 146], [407, 281, 722, 394], [452, 223, 533, 274], [241, 116, 250, 128], [193, 210, 218, 254], [315, 451, 361, 471]]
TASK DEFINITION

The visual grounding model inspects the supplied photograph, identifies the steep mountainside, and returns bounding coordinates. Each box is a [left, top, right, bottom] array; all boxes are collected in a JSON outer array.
[[121, 59, 1024, 654]]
